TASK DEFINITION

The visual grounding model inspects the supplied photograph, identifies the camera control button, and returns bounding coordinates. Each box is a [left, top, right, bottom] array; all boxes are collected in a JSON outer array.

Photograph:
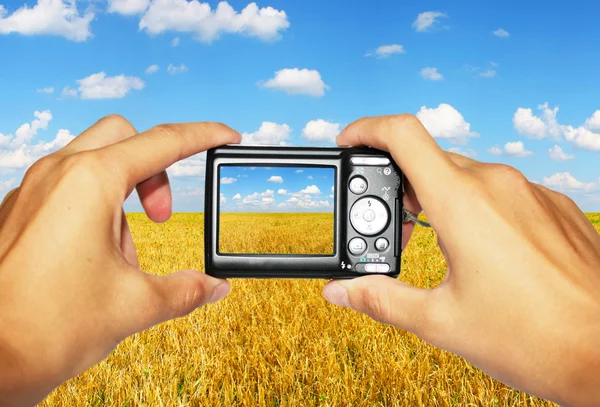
[[349, 176, 368, 194], [377, 263, 390, 273], [364, 263, 378, 272], [363, 209, 376, 222], [348, 237, 367, 255], [375, 238, 389, 251], [349, 197, 389, 236]]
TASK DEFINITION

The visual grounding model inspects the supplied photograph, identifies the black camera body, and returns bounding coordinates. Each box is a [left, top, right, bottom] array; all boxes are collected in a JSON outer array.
[[204, 145, 404, 279]]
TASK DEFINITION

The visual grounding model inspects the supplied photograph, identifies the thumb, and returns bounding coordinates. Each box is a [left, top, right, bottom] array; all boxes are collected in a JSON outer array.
[[116, 269, 230, 337], [322, 275, 434, 337]]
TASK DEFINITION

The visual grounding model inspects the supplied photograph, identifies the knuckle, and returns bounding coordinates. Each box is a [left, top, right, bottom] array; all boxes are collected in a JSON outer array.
[[98, 114, 135, 132], [58, 152, 109, 187], [23, 155, 58, 183], [488, 163, 528, 185]]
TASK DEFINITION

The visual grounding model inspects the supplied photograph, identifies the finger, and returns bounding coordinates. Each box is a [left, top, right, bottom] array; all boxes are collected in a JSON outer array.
[[401, 175, 420, 250], [135, 170, 172, 223], [0, 187, 18, 210], [322, 275, 440, 341], [336, 115, 460, 222], [444, 151, 482, 169], [100, 122, 241, 191], [119, 209, 139, 268], [61, 114, 138, 154], [112, 269, 230, 338], [0, 188, 19, 229], [62, 114, 175, 223]]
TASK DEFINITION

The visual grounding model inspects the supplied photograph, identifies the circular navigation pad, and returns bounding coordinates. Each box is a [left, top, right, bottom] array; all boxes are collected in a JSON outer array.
[[350, 196, 389, 236]]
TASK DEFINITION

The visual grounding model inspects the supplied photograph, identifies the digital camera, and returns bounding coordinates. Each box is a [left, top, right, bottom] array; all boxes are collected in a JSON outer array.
[[204, 145, 404, 279]]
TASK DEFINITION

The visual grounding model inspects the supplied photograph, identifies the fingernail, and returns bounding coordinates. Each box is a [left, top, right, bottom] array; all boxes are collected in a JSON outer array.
[[207, 281, 230, 304], [323, 282, 351, 308]]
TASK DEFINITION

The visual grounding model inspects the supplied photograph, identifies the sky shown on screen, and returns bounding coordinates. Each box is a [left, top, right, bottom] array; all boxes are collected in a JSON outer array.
[[219, 166, 334, 212], [0, 0, 599, 211]]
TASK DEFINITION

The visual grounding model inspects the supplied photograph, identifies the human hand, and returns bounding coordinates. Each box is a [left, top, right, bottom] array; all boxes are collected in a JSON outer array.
[[322, 115, 600, 406], [0, 115, 240, 406]]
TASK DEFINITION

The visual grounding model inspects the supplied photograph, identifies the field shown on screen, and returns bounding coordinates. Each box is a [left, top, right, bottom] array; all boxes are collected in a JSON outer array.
[[218, 165, 335, 254]]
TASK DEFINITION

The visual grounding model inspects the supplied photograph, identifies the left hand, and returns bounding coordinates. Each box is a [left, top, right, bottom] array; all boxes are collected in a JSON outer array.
[[0, 115, 240, 406]]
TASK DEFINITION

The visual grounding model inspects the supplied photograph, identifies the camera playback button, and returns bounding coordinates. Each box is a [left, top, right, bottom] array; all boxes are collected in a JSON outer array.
[[349, 176, 368, 195], [348, 237, 367, 256]]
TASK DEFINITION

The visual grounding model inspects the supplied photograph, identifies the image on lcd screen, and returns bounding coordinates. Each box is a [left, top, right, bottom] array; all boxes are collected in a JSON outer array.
[[218, 166, 335, 255]]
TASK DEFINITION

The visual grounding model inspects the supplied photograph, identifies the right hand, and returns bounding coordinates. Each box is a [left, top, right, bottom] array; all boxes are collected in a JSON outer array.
[[322, 114, 600, 407]]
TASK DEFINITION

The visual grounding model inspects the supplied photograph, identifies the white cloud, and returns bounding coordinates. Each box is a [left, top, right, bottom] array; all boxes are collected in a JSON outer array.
[[300, 185, 320, 194], [488, 145, 503, 155], [295, 169, 303, 173], [412, 11, 447, 32], [365, 44, 405, 58], [76, 72, 144, 99], [232, 193, 241, 201], [487, 142, 533, 157], [180, 187, 203, 196], [548, 145, 574, 160], [108, 0, 150, 15], [416, 103, 479, 144], [0, 115, 75, 170], [480, 69, 496, 78], [37, 87, 54, 94], [259, 68, 328, 97], [0, 110, 54, 150], [166, 153, 206, 177], [504, 141, 533, 157], [301, 119, 340, 143], [420, 67, 443, 81], [493, 28, 509, 38], [585, 110, 600, 131], [267, 175, 283, 183], [542, 172, 596, 192], [241, 122, 291, 145], [0, 0, 94, 41], [138, 0, 289, 43], [9, 110, 52, 148], [561, 125, 600, 152], [448, 147, 477, 158], [61, 86, 78, 97], [240, 189, 274, 206], [171, 36, 179, 46], [145, 64, 159, 74], [513, 103, 600, 151], [167, 63, 188, 74], [307, 175, 313, 179], [221, 177, 237, 184], [220, 193, 226, 203], [513, 107, 548, 139], [277, 189, 287, 195]]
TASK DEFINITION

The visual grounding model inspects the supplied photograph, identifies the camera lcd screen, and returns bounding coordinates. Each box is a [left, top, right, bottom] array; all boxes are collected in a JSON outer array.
[[218, 165, 335, 255]]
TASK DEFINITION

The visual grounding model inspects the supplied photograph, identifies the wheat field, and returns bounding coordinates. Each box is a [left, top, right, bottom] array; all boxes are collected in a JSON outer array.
[[219, 213, 334, 254], [40, 213, 600, 407]]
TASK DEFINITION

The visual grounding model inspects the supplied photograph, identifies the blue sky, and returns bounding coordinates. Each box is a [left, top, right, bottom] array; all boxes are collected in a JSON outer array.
[[0, 0, 599, 211], [219, 165, 334, 212]]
